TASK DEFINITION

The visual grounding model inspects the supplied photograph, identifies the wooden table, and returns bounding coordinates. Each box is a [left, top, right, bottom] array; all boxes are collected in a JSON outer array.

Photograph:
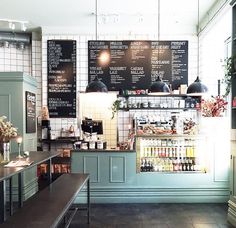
[[1, 174, 90, 228], [0, 150, 61, 223]]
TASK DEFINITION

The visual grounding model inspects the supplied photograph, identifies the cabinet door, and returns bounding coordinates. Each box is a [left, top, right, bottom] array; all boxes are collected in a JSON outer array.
[[228, 140, 236, 227]]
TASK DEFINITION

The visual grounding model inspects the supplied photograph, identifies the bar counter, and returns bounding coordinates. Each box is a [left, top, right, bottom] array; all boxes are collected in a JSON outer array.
[[71, 149, 229, 204], [72, 149, 135, 153]]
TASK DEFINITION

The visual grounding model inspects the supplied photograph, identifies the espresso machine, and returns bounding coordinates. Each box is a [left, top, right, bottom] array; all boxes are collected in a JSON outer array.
[[81, 118, 106, 149]]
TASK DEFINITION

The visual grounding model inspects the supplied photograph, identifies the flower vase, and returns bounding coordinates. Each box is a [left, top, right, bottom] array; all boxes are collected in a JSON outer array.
[[0, 142, 10, 163], [0, 142, 3, 162]]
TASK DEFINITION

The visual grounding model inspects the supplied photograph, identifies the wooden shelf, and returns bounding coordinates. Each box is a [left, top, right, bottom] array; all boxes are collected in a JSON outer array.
[[135, 134, 197, 138], [140, 170, 206, 174], [118, 94, 201, 98], [119, 107, 198, 111], [52, 156, 71, 164], [40, 138, 80, 144]]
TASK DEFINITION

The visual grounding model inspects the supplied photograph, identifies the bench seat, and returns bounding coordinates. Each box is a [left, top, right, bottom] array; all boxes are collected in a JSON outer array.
[[1, 173, 90, 228]]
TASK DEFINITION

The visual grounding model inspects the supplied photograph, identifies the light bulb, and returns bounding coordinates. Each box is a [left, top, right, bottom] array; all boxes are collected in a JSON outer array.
[[16, 136, 23, 144]]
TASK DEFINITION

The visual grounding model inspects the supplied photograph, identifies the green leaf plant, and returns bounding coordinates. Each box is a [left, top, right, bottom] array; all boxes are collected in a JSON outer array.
[[111, 99, 121, 120], [222, 55, 236, 97]]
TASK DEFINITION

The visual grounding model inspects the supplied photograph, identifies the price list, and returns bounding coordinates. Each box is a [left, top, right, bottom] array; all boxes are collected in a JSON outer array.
[[47, 40, 76, 118], [88, 40, 188, 91]]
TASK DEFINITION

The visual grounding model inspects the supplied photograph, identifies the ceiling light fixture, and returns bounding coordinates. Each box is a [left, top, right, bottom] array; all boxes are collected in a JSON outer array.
[[17, 42, 25, 50], [3, 41, 9, 48], [187, 0, 208, 96], [149, 0, 170, 95], [21, 23, 26, 32], [11, 23, 15, 30], [86, 0, 108, 93], [1, 19, 29, 32], [8, 22, 12, 29]]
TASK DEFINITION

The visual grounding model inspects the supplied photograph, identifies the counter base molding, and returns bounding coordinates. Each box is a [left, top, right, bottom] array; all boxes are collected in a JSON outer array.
[[228, 199, 236, 227], [73, 187, 229, 204]]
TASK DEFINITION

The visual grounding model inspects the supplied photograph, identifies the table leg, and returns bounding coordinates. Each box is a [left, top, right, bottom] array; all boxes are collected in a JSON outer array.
[[87, 178, 90, 224], [47, 158, 52, 185], [0, 180, 6, 223], [9, 177, 13, 216], [18, 172, 23, 208]]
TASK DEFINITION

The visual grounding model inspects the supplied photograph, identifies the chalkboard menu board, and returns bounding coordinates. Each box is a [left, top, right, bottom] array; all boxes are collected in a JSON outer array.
[[88, 40, 188, 91], [47, 40, 76, 118], [25, 91, 36, 133]]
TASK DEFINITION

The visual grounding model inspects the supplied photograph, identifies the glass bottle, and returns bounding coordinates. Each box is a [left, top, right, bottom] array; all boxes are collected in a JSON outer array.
[[169, 159, 174, 172]]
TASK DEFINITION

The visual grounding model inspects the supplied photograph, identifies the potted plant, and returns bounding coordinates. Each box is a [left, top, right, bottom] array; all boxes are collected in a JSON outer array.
[[0, 116, 18, 162], [201, 96, 228, 117], [222, 55, 236, 97], [111, 99, 121, 119]]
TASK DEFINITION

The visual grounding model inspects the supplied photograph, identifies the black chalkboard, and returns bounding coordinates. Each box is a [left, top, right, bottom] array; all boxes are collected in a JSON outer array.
[[88, 40, 188, 91], [25, 91, 36, 133], [47, 40, 76, 118]]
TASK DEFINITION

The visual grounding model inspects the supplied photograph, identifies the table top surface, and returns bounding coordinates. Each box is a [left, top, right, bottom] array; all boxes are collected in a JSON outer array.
[[1, 173, 89, 228], [0, 150, 61, 182]]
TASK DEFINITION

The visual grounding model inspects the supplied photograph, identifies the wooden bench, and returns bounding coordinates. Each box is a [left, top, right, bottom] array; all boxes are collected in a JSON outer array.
[[1, 173, 90, 228]]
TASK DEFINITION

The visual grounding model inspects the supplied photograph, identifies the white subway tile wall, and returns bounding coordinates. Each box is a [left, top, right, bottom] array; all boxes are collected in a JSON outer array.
[[0, 45, 32, 74], [0, 33, 198, 149]]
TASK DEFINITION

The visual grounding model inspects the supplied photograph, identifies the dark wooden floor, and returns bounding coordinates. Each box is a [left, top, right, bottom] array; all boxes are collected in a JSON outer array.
[[69, 203, 234, 228]]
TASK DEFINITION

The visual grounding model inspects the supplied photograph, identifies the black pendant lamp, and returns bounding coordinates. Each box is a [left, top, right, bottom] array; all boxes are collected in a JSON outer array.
[[149, 0, 170, 95], [149, 75, 170, 95], [187, 0, 208, 96], [187, 76, 208, 95], [86, 75, 108, 92], [85, 0, 108, 93]]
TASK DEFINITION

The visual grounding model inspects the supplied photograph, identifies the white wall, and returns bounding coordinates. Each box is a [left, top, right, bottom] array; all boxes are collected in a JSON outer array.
[[200, 6, 232, 96]]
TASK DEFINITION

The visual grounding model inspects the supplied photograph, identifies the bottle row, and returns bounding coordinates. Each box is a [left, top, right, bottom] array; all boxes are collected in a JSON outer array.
[[141, 138, 196, 147], [141, 146, 196, 158], [140, 158, 201, 172], [119, 97, 200, 109]]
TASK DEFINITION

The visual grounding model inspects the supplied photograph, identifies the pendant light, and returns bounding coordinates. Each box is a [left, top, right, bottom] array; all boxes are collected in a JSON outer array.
[[86, 75, 108, 92], [149, 75, 170, 95], [187, 0, 208, 96], [85, 0, 108, 93], [149, 0, 170, 95]]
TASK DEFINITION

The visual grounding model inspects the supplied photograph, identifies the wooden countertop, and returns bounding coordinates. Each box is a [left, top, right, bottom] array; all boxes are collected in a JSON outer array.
[[71, 149, 136, 153], [0, 150, 61, 182]]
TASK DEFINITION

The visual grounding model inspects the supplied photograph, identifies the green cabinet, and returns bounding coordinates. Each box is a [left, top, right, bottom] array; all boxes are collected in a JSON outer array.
[[0, 72, 38, 201], [0, 72, 37, 152]]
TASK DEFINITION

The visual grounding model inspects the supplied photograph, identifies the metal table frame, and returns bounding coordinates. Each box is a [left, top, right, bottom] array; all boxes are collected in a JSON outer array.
[[0, 151, 61, 223]]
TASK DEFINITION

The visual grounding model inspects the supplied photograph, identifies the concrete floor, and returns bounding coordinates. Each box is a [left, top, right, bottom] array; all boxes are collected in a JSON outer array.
[[69, 203, 234, 228]]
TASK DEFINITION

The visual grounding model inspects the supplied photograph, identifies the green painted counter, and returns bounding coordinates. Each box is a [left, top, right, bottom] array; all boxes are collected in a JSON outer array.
[[71, 150, 229, 203]]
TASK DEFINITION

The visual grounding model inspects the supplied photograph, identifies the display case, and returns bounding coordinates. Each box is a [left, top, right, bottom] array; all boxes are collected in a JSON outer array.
[[119, 94, 207, 173], [136, 135, 206, 173]]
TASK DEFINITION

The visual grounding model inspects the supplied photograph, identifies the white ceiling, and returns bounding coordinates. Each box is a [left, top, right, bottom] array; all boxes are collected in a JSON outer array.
[[0, 0, 220, 35]]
